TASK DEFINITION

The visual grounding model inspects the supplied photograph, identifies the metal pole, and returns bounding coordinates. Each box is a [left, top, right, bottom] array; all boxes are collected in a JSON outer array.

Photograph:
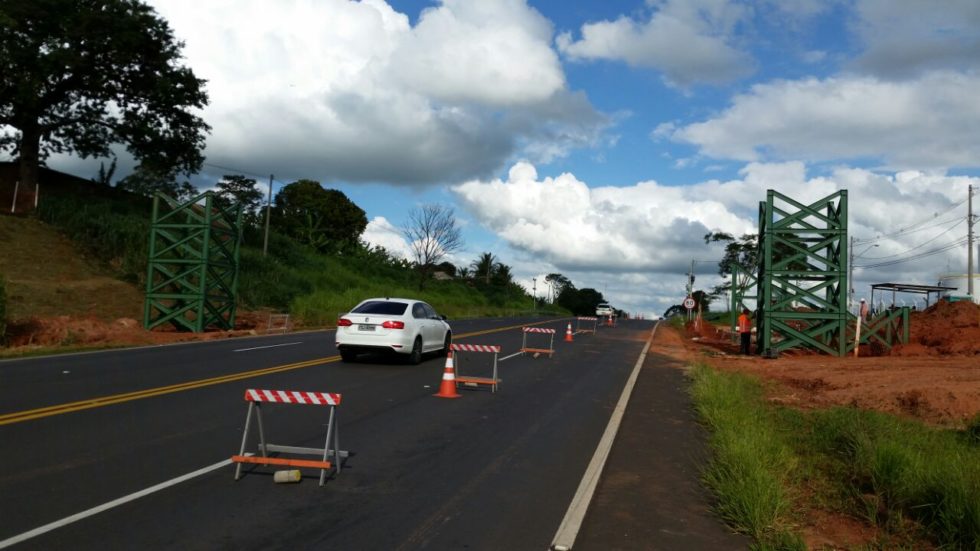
[[262, 174, 274, 257], [848, 235, 854, 312], [968, 184, 974, 298], [532, 277, 536, 311], [10, 180, 18, 213]]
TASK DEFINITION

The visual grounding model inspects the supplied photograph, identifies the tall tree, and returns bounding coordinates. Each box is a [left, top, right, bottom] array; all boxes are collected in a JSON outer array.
[[402, 204, 463, 290], [470, 252, 498, 285], [273, 180, 367, 253], [0, 0, 210, 188], [545, 273, 571, 303], [116, 165, 196, 201], [705, 232, 759, 302], [214, 174, 262, 225]]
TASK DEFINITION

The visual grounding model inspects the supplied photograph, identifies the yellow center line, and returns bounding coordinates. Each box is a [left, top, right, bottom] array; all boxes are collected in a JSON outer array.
[[0, 319, 562, 426]]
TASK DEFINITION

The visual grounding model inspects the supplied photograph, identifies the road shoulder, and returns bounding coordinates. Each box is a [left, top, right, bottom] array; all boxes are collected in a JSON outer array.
[[573, 326, 748, 550]]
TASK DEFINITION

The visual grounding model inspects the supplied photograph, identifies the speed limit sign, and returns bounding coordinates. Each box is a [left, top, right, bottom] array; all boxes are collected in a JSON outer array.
[[683, 297, 696, 310]]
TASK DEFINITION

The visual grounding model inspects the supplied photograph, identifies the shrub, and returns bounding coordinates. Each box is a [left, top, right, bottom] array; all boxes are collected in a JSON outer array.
[[0, 273, 7, 344]]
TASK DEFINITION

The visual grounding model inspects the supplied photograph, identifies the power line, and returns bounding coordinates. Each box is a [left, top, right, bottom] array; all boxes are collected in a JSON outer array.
[[858, 218, 966, 261], [854, 196, 969, 243], [856, 237, 968, 269]]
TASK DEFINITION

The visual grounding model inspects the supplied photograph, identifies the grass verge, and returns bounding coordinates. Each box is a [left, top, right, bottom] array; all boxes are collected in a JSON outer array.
[[691, 363, 980, 550]]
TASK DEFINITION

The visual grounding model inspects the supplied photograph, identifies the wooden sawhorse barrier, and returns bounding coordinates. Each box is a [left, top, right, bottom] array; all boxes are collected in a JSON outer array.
[[520, 327, 556, 357], [451, 343, 501, 392], [231, 388, 347, 486], [575, 316, 598, 334]]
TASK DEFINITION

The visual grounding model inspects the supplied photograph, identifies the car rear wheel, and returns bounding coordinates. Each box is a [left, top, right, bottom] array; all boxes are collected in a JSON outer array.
[[440, 332, 452, 356], [407, 336, 423, 365], [339, 349, 357, 363]]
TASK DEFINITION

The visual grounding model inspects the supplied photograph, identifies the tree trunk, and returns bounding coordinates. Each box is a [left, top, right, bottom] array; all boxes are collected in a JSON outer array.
[[17, 123, 41, 188]]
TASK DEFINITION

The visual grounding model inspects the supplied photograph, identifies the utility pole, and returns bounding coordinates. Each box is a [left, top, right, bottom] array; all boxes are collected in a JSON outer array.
[[532, 277, 537, 311], [262, 174, 273, 257], [969, 184, 975, 297], [848, 235, 855, 311]]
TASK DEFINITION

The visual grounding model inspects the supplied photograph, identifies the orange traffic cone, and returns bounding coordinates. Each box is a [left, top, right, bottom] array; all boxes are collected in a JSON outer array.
[[433, 352, 461, 399], [606, 315, 613, 327], [564, 322, 574, 342]]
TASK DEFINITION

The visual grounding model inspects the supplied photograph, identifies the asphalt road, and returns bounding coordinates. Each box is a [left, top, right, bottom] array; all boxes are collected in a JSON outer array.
[[0, 316, 657, 550]]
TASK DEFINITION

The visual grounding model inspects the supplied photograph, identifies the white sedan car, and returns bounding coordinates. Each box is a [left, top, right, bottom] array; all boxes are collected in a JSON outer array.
[[596, 303, 614, 317], [335, 298, 452, 364]]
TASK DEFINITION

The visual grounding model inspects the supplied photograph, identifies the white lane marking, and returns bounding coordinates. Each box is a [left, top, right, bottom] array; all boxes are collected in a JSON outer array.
[[550, 322, 660, 551], [233, 342, 302, 352], [498, 351, 523, 362], [0, 456, 245, 549]]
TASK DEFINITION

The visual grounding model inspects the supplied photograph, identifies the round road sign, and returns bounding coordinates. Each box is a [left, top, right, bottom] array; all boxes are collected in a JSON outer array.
[[683, 297, 696, 310]]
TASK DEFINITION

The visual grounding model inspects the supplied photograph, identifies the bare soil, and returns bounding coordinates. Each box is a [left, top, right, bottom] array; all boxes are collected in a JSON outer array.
[[674, 300, 980, 428]]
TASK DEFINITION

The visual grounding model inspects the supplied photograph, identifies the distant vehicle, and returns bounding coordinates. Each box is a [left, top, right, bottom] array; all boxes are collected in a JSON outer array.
[[595, 303, 614, 316], [336, 298, 452, 364]]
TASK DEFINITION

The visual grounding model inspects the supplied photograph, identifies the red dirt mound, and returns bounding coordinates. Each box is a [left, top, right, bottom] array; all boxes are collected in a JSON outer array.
[[893, 300, 980, 356]]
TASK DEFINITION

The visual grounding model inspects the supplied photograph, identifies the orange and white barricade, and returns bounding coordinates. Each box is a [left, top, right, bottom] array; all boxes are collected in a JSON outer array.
[[520, 327, 556, 357], [231, 388, 347, 486], [575, 316, 598, 334], [451, 343, 501, 392]]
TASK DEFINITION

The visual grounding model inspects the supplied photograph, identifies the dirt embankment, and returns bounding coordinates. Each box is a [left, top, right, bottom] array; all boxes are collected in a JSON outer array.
[[672, 300, 980, 427]]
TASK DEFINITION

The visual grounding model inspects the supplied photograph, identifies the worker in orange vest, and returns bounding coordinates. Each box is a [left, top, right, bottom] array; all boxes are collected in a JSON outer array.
[[737, 307, 752, 355]]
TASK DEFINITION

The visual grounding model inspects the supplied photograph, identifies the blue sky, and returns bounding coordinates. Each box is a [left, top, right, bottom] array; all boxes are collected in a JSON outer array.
[[24, 0, 980, 316]]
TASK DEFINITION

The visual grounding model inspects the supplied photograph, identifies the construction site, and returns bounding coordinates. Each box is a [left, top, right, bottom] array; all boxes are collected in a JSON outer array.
[[675, 187, 980, 428]]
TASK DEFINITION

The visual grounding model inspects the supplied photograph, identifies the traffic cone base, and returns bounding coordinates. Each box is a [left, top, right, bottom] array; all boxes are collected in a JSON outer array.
[[434, 352, 462, 399]]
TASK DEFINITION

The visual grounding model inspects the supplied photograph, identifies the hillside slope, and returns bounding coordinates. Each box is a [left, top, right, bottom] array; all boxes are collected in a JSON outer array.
[[0, 214, 144, 321]]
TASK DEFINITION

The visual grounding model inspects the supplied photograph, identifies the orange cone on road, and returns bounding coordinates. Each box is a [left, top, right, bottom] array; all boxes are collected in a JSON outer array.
[[564, 322, 574, 343], [434, 352, 461, 399]]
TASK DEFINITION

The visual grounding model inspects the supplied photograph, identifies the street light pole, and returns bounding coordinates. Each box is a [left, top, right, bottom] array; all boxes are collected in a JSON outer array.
[[532, 277, 536, 311]]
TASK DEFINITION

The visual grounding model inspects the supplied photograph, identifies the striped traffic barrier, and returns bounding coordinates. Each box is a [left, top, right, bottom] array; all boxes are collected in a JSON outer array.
[[520, 327, 556, 357], [451, 343, 502, 392], [231, 389, 347, 486], [575, 316, 598, 334]]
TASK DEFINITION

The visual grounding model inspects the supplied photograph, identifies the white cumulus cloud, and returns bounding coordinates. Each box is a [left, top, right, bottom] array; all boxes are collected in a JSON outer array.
[[454, 161, 979, 316], [556, 0, 755, 86], [663, 72, 980, 170], [146, 0, 605, 185]]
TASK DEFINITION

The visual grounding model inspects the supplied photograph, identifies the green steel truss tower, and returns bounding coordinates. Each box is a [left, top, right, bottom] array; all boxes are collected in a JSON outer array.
[[143, 191, 243, 332], [756, 189, 848, 356]]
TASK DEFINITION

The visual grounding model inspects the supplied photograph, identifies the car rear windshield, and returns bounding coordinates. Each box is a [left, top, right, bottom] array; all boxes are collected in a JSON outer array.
[[351, 301, 408, 315]]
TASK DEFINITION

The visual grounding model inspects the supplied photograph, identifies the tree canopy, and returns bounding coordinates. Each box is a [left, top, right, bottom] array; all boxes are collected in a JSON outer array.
[[401, 204, 463, 290], [272, 179, 367, 253], [214, 175, 263, 225], [0, 0, 210, 187]]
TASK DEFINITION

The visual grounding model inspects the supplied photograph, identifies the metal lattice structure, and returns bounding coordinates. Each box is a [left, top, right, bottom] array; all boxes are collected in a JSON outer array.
[[756, 190, 849, 356], [143, 191, 243, 332]]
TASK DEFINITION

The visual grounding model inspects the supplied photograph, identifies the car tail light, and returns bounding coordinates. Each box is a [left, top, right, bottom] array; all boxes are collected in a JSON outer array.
[[338, 318, 353, 327], [382, 320, 405, 329]]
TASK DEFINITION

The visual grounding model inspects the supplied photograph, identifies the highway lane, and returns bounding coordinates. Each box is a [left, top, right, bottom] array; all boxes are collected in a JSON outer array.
[[0, 316, 654, 549]]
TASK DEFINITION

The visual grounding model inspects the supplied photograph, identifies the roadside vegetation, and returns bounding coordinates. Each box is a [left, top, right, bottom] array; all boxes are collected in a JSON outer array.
[[0, 272, 7, 343], [691, 363, 980, 550], [15, 181, 613, 332]]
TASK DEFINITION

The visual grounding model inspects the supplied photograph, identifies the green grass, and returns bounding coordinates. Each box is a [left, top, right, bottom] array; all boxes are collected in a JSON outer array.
[[0, 272, 7, 343], [32, 191, 559, 327], [691, 364, 980, 550], [690, 364, 805, 550]]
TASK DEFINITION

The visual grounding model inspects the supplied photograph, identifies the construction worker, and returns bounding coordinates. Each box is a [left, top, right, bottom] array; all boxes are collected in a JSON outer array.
[[737, 307, 752, 355]]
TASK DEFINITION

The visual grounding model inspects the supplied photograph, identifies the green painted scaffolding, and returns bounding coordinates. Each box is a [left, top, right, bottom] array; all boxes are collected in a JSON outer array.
[[143, 191, 243, 332], [756, 190, 849, 356]]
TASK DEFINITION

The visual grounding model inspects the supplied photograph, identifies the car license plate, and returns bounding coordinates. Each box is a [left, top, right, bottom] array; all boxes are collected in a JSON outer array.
[[358, 324, 375, 331]]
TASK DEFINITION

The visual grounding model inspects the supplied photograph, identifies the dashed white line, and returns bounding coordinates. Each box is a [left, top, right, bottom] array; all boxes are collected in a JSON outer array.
[[233, 342, 302, 352]]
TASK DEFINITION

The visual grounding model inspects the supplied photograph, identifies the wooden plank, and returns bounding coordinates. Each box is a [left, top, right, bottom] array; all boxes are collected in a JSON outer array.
[[231, 455, 331, 469]]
